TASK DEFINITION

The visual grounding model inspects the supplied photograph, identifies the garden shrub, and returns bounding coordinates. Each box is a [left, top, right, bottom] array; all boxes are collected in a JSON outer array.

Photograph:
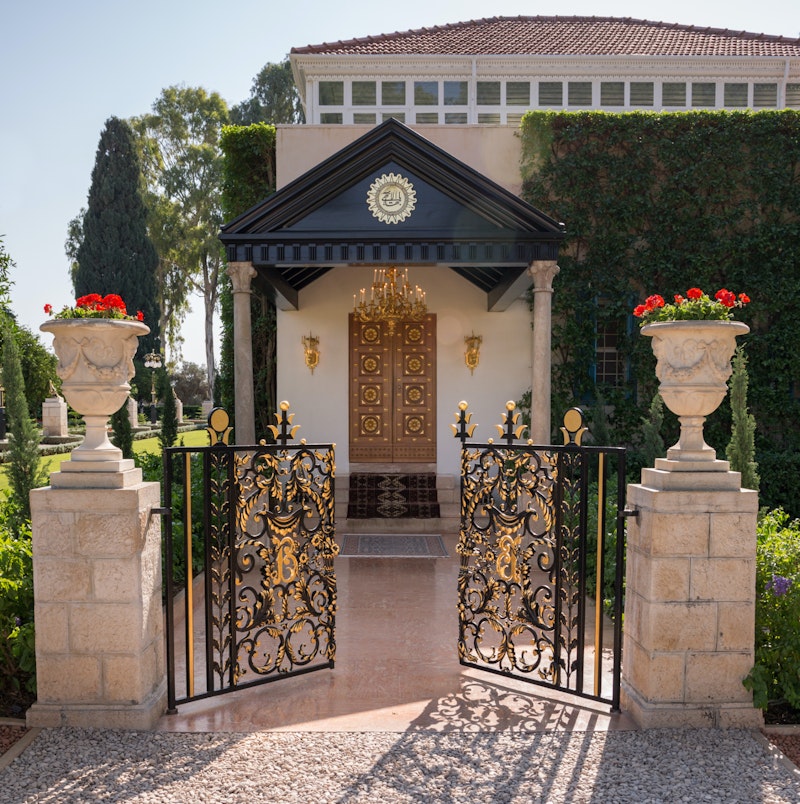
[[0, 498, 35, 695], [744, 509, 800, 710]]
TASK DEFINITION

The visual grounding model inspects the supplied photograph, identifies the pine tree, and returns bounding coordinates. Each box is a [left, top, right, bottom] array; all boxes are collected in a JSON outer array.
[[74, 116, 160, 355], [2, 314, 47, 523], [726, 347, 759, 490], [158, 372, 178, 452]]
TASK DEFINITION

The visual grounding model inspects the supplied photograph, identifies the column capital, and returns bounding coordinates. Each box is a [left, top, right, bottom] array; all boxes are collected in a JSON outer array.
[[227, 261, 257, 294], [527, 260, 560, 292]]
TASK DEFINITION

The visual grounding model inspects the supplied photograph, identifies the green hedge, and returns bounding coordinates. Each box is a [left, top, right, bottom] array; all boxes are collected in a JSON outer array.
[[520, 110, 800, 513]]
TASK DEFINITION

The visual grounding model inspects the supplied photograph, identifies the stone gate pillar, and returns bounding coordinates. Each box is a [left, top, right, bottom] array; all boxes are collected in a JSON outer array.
[[621, 461, 762, 728], [27, 463, 165, 729]]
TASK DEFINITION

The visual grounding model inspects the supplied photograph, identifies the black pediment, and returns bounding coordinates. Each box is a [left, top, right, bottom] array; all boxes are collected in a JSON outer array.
[[219, 118, 565, 310]]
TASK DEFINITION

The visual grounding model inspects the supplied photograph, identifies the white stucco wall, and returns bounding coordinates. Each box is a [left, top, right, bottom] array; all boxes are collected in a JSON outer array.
[[276, 125, 523, 194], [277, 265, 532, 475]]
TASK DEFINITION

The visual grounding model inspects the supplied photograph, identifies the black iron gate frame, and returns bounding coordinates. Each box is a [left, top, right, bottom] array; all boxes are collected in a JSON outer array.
[[163, 411, 336, 711], [455, 406, 627, 710]]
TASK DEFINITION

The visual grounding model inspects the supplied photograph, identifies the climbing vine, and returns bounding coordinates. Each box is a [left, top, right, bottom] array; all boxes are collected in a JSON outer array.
[[520, 110, 800, 513]]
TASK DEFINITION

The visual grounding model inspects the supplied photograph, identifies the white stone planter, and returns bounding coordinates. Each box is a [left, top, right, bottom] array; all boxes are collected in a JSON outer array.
[[641, 319, 748, 463], [40, 318, 149, 464]]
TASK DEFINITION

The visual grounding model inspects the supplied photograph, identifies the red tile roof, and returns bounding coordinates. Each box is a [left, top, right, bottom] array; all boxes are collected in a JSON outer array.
[[291, 16, 800, 58]]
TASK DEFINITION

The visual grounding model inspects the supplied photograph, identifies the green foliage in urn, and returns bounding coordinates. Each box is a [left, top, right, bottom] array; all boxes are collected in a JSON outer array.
[[520, 109, 800, 514]]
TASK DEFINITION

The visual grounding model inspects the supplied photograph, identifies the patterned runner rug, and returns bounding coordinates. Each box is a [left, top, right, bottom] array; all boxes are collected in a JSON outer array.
[[338, 533, 448, 558], [346, 473, 440, 519]]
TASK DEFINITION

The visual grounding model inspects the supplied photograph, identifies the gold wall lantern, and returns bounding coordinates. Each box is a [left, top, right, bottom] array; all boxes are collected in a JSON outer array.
[[464, 332, 482, 374], [302, 333, 320, 374]]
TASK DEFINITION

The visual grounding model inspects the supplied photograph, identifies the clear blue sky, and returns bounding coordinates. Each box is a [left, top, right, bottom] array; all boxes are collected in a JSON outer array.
[[2, 0, 798, 366]]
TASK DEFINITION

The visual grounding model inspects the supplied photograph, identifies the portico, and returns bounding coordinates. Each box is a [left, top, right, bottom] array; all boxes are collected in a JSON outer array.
[[219, 119, 564, 469]]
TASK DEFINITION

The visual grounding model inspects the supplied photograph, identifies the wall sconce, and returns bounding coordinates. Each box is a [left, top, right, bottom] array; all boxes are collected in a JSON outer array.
[[302, 333, 320, 374], [464, 332, 482, 375]]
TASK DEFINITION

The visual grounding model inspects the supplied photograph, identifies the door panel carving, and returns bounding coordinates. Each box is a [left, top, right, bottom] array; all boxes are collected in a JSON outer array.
[[350, 314, 436, 462]]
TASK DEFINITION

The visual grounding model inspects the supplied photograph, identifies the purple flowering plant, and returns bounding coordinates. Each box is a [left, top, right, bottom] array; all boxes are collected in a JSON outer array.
[[744, 509, 800, 711]]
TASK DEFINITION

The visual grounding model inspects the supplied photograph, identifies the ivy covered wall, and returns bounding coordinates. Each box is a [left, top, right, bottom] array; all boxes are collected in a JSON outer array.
[[520, 110, 800, 514], [218, 123, 278, 437]]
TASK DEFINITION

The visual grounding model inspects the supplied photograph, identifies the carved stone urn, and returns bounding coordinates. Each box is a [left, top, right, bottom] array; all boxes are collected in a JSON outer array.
[[40, 318, 149, 464], [641, 320, 748, 464]]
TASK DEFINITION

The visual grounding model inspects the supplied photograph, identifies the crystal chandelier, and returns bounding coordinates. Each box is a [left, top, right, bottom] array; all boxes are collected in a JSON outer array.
[[353, 266, 427, 335]]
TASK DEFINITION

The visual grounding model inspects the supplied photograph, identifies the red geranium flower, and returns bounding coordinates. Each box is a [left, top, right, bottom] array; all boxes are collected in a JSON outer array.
[[633, 286, 749, 326], [49, 292, 144, 322], [715, 288, 736, 307]]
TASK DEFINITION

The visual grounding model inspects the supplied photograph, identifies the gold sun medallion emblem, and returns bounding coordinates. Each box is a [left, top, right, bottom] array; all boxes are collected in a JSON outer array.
[[367, 173, 417, 224]]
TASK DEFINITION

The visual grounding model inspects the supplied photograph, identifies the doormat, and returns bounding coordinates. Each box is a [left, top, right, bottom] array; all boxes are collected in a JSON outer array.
[[338, 533, 448, 558], [347, 473, 440, 519]]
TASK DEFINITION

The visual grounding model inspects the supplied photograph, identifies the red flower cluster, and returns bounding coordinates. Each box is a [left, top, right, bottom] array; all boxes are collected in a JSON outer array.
[[633, 286, 750, 325], [633, 295, 665, 318], [45, 293, 144, 321], [715, 288, 750, 308], [76, 293, 128, 314]]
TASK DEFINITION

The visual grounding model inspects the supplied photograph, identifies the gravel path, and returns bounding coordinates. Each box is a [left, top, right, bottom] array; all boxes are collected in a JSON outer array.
[[2, 728, 799, 803]]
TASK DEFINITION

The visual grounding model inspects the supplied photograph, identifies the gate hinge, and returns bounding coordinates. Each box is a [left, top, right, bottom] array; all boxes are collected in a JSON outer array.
[[620, 507, 639, 521], [148, 507, 170, 526]]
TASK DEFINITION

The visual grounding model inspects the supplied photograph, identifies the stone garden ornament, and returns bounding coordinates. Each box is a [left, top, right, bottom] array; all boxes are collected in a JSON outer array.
[[41, 294, 148, 468], [634, 287, 750, 466]]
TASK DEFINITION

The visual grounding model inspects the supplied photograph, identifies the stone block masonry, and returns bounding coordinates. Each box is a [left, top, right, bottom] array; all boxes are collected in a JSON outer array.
[[621, 466, 762, 729], [27, 481, 166, 729]]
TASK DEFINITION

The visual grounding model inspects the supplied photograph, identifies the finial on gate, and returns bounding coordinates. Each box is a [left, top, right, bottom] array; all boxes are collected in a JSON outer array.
[[561, 407, 588, 445], [495, 401, 527, 445], [451, 400, 477, 444], [268, 400, 300, 445], [207, 407, 232, 445]]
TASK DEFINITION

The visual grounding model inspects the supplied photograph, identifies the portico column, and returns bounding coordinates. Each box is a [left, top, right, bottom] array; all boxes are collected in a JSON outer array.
[[527, 260, 559, 444], [227, 261, 257, 444]]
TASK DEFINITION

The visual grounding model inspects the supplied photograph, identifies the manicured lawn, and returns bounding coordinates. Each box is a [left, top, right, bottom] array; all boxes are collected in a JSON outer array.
[[0, 428, 210, 493]]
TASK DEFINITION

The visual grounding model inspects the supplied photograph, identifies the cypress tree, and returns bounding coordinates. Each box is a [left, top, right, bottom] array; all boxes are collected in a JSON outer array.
[[110, 399, 134, 460], [726, 347, 759, 490], [2, 314, 47, 523], [158, 371, 178, 451], [74, 116, 160, 355], [639, 393, 666, 469]]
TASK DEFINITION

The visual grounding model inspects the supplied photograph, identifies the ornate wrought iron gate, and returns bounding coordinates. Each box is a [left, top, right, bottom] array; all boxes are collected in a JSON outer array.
[[454, 404, 627, 709], [163, 407, 337, 711]]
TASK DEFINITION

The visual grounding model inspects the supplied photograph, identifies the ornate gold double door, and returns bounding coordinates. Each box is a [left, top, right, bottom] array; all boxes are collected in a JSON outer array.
[[349, 314, 436, 462]]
